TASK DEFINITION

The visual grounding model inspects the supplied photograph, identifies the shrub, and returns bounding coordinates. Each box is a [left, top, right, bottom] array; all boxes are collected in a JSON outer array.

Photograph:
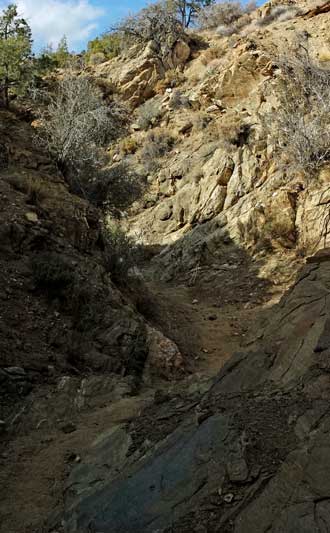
[[35, 74, 116, 173], [31, 252, 76, 300], [102, 224, 143, 281], [198, 1, 247, 29], [35, 72, 129, 202], [86, 32, 121, 63], [256, 5, 301, 27], [88, 52, 106, 66], [155, 69, 186, 93], [137, 98, 163, 129], [263, 42, 330, 176], [168, 89, 190, 109], [120, 136, 140, 155], [26, 176, 48, 205], [87, 162, 146, 213], [140, 129, 175, 172], [116, 1, 184, 59]]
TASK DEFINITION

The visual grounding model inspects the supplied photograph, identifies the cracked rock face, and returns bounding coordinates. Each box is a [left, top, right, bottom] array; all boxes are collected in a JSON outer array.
[[60, 253, 330, 532]]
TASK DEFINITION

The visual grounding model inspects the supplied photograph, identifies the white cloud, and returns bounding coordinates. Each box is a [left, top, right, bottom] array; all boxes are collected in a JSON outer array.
[[2, 0, 105, 50]]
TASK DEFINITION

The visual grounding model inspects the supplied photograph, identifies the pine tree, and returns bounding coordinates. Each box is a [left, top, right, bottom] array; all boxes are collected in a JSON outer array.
[[0, 3, 32, 108], [55, 35, 70, 67]]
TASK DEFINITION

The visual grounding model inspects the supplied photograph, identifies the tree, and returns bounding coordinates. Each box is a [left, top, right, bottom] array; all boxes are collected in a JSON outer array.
[[0, 3, 32, 108], [170, 0, 215, 27], [116, 1, 184, 59], [55, 35, 70, 67]]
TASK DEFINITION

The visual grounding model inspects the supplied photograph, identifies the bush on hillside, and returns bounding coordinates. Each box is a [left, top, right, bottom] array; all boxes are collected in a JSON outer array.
[[86, 33, 121, 64], [137, 98, 163, 129], [35, 72, 131, 206], [198, 0, 256, 30], [140, 130, 175, 172], [31, 252, 76, 301], [102, 224, 143, 281], [86, 162, 146, 214], [263, 41, 330, 176], [116, 1, 184, 59], [256, 5, 302, 27]]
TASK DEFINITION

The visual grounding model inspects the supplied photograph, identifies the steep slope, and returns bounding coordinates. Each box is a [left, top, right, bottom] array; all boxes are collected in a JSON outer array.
[[3, 1, 330, 532], [61, 251, 330, 533], [95, 0, 330, 286]]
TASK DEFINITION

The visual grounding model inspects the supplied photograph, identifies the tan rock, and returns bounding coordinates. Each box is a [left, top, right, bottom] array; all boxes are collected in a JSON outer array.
[[25, 212, 38, 223]]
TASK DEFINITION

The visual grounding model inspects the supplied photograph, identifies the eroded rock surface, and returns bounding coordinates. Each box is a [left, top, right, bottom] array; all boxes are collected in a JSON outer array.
[[61, 253, 330, 533]]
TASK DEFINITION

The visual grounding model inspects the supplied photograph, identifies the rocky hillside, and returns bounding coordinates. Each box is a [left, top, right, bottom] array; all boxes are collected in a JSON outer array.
[[91, 0, 330, 285], [2, 1, 330, 532]]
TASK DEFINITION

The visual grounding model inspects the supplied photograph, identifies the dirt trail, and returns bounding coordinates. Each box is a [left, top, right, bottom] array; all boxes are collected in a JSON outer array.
[[140, 257, 282, 378]]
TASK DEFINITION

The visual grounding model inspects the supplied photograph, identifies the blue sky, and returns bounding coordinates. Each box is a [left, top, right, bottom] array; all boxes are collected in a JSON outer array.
[[0, 0, 157, 51]]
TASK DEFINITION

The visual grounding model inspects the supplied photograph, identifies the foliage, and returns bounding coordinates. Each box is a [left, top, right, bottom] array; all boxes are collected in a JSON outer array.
[[116, 1, 184, 58], [35, 73, 122, 173], [256, 5, 301, 27], [140, 129, 175, 172], [86, 33, 121, 63], [0, 3, 33, 107], [54, 35, 70, 67], [84, 162, 146, 213], [102, 224, 143, 281], [31, 252, 76, 300], [198, 0, 256, 30], [263, 40, 330, 176], [170, 0, 215, 28], [137, 98, 163, 129]]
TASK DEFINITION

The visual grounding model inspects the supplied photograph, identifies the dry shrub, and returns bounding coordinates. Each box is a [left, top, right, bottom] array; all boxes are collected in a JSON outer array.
[[120, 136, 140, 155], [87, 162, 146, 213], [139, 129, 175, 172], [35, 73, 128, 175], [262, 38, 330, 176], [256, 5, 301, 27], [168, 89, 190, 109], [136, 97, 163, 129], [200, 46, 222, 66], [192, 111, 211, 132], [216, 111, 251, 148], [263, 40, 330, 176], [116, 1, 184, 60], [199, 0, 256, 34], [26, 176, 48, 205]]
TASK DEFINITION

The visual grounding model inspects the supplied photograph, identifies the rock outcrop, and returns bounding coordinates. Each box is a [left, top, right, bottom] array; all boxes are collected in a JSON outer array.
[[61, 251, 330, 533]]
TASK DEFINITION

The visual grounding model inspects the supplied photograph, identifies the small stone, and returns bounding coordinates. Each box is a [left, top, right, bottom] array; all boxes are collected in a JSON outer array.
[[5, 366, 26, 376], [192, 299, 199, 304], [25, 212, 38, 223], [223, 493, 234, 503], [60, 422, 77, 434], [206, 104, 220, 113]]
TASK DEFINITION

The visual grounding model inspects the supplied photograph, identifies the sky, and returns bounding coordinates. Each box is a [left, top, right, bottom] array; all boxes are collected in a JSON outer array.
[[0, 0, 154, 52]]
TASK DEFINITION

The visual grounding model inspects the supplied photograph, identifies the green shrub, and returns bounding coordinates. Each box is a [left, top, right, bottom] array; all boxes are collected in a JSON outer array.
[[86, 33, 121, 63]]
